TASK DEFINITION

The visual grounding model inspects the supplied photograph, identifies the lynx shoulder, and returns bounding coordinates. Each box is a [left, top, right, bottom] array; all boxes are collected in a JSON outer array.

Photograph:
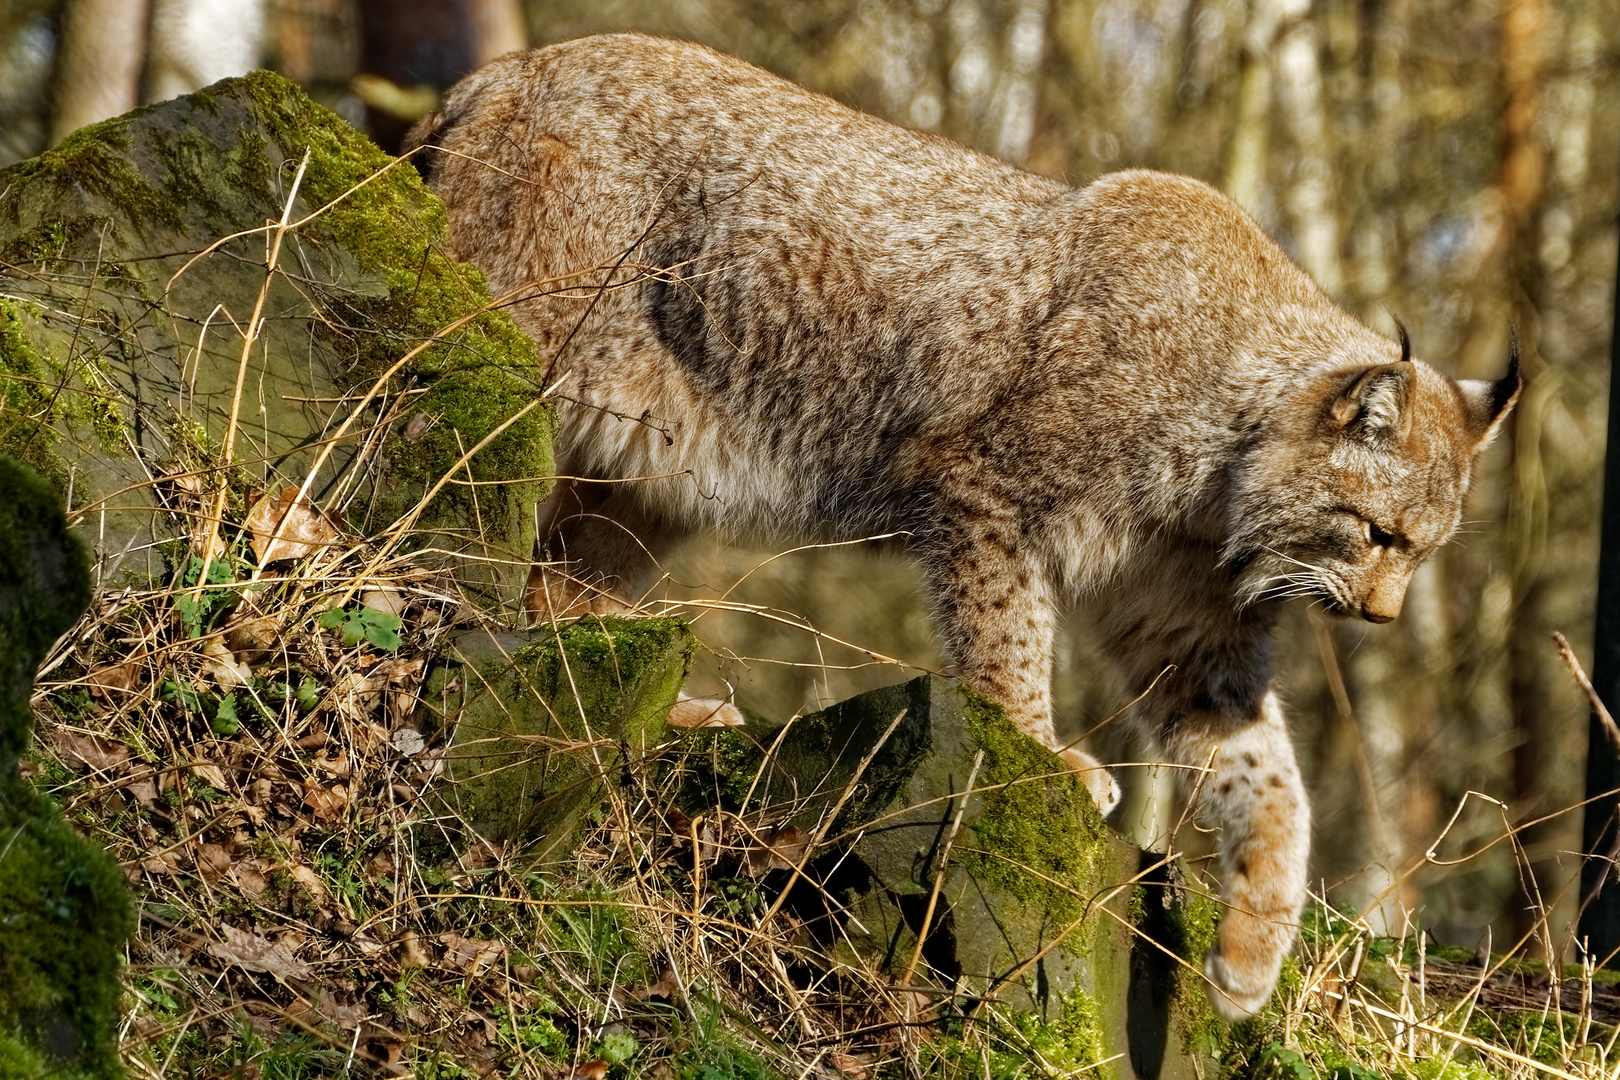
[[408, 32, 1521, 1020]]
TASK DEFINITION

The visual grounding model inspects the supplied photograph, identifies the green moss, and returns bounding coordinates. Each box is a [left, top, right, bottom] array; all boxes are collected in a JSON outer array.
[[959, 688, 1107, 929], [424, 617, 697, 853], [0, 299, 63, 487], [0, 784, 132, 1079], [0, 1029, 57, 1080], [0, 218, 64, 267], [1011, 989, 1109, 1075], [0, 456, 127, 1078], [0, 456, 91, 764], [918, 994, 1111, 1079], [0, 70, 554, 564], [510, 616, 698, 743], [673, 725, 773, 811], [0, 297, 129, 489], [224, 70, 555, 538]]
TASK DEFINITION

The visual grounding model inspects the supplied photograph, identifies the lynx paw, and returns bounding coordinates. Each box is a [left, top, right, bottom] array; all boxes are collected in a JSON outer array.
[[1201, 910, 1293, 1020], [1057, 747, 1121, 817], [666, 693, 746, 729], [522, 565, 637, 624]]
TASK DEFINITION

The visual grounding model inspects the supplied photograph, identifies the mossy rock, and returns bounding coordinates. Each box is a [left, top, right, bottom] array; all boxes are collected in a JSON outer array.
[[0, 71, 553, 592], [676, 675, 1230, 1080], [417, 616, 697, 858], [0, 456, 130, 1079]]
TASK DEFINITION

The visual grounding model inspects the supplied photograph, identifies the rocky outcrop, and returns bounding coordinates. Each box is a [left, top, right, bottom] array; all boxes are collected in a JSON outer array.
[[0, 457, 129, 1080], [0, 71, 553, 593], [675, 675, 1232, 1079], [418, 617, 698, 857]]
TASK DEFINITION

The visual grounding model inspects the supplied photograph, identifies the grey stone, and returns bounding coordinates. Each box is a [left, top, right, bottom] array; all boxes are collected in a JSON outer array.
[[674, 675, 1230, 1079], [0, 71, 553, 593], [417, 616, 696, 859]]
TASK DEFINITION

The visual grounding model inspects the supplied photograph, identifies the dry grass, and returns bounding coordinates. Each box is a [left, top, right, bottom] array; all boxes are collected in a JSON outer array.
[[27, 475, 1620, 1079]]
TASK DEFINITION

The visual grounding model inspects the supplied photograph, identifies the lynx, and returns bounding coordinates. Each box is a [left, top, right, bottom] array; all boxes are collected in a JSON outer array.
[[406, 34, 1521, 1020]]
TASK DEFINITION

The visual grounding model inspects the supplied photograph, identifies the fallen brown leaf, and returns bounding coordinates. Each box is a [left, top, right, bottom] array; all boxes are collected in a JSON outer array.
[[746, 824, 811, 876], [140, 852, 180, 876], [830, 1051, 874, 1079], [49, 729, 130, 772], [301, 781, 347, 823], [287, 862, 330, 905], [207, 925, 314, 982], [628, 966, 679, 1002], [191, 760, 230, 791], [245, 485, 341, 565], [200, 638, 253, 689], [397, 931, 430, 969], [197, 843, 233, 882], [310, 987, 367, 1028], [360, 588, 408, 617], [128, 777, 159, 808], [438, 932, 504, 977], [312, 750, 350, 778], [224, 601, 284, 664], [234, 859, 270, 899], [85, 662, 137, 699]]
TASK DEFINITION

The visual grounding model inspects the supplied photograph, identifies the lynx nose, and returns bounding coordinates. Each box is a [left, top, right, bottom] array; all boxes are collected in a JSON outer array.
[[1361, 566, 1412, 623], [1360, 584, 1404, 623]]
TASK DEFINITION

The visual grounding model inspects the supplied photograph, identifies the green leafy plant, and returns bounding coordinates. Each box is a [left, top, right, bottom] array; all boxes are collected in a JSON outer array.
[[317, 604, 403, 650], [212, 691, 240, 735], [172, 553, 238, 637]]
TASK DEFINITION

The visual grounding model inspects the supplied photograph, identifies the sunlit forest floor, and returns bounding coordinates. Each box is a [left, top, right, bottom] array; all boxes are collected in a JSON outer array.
[[25, 509, 1620, 1080]]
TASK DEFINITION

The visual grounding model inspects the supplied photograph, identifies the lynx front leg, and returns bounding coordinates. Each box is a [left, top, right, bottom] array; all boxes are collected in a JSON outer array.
[[925, 522, 1120, 814], [1165, 691, 1310, 1020]]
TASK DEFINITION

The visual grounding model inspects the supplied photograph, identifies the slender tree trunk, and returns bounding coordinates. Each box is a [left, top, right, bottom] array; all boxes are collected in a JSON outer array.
[[50, 0, 151, 144], [1576, 93, 1620, 968], [990, 0, 1048, 165], [1273, 17, 1340, 296], [145, 0, 267, 103]]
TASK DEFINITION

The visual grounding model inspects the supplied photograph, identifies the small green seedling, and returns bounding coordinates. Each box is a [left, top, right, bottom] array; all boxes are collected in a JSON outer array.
[[173, 554, 237, 637], [318, 605, 403, 651], [212, 692, 240, 735]]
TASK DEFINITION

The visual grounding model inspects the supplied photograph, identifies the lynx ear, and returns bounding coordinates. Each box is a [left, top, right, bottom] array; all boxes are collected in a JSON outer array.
[[1456, 333, 1524, 450], [1331, 361, 1415, 444]]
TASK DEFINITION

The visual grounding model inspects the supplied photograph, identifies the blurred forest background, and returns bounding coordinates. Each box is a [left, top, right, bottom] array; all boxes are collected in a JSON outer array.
[[2, 0, 1618, 965]]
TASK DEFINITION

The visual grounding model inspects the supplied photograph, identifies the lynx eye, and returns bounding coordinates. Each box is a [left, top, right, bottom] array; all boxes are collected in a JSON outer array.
[[1365, 521, 1396, 548]]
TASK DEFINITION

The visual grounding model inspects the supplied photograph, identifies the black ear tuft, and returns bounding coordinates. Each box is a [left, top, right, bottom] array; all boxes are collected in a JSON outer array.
[[1492, 327, 1523, 418], [1393, 315, 1412, 364], [1456, 330, 1525, 449]]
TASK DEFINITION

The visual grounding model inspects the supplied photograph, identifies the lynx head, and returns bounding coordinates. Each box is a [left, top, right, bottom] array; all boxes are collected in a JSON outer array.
[[1230, 326, 1522, 622]]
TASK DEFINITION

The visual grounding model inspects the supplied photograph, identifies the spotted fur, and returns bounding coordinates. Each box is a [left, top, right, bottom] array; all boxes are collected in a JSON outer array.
[[407, 33, 1522, 1019]]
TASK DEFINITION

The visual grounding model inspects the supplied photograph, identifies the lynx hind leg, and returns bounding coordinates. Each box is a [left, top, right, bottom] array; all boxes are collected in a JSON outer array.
[[523, 478, 672, 624], [1168, 691, 1309, 1020], [925, 520, 1119, 815]]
